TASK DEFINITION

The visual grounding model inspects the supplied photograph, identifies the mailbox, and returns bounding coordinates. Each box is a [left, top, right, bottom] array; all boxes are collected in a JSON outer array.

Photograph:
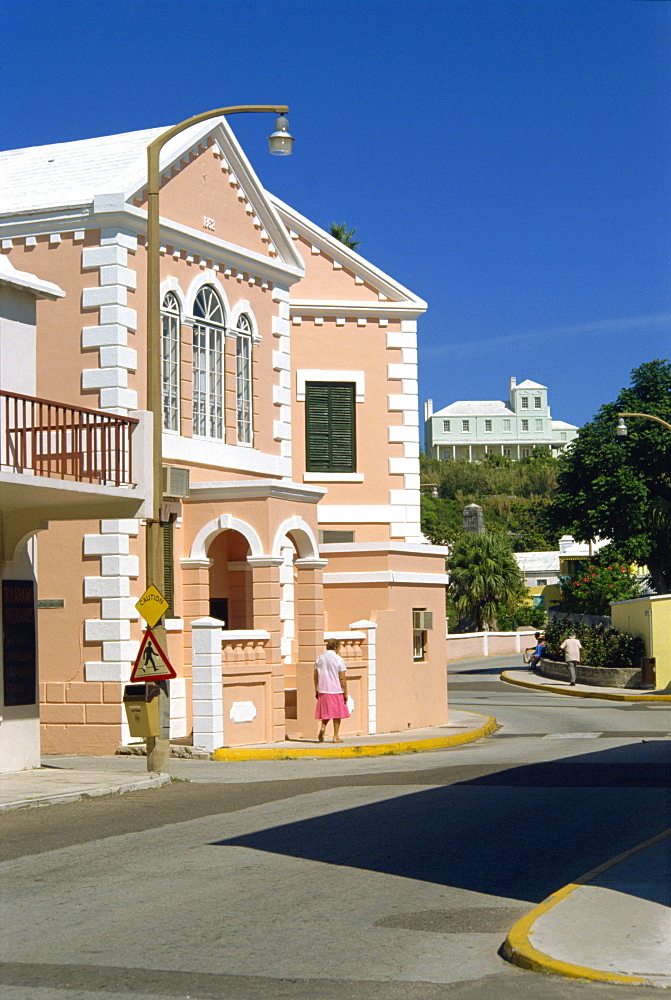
[[123, 683, 160, 737]]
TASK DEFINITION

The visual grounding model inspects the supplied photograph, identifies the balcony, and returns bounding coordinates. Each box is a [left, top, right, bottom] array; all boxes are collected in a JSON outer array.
[[0, 391, 151, 552]]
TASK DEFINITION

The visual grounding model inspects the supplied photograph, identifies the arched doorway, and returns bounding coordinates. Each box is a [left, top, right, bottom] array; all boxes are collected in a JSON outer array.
[[207, 529, 253, 629]]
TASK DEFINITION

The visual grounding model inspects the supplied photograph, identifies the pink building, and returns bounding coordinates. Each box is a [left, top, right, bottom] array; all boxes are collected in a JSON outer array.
[[0, 117, 447, 764]]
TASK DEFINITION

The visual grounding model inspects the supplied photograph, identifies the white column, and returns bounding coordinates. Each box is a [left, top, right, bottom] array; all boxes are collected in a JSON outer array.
[[350, 618, 377, 735], [191, 616, 224, 752]]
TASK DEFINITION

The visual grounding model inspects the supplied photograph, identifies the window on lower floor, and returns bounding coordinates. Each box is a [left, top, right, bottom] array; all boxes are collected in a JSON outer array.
[[305, 382, 356, 472]]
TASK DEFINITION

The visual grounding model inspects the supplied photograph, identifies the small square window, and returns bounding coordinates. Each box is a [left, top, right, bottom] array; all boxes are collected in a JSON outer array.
[[442, 419, 450, 432], [534, 397, 542, 409], [521, 419, 529, 431], [484, 419, 492, 432], [521, 396, 529, 409], [462, 420, 470, 433], [536, 578, 547, 586]]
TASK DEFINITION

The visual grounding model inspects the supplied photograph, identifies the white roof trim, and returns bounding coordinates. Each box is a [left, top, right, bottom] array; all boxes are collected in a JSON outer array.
[[0, 255, 64, 299], [271, 195, 427, 311]]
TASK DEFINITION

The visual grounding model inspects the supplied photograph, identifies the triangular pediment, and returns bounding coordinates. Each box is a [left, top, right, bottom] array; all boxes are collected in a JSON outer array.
[[125, 119, 302, 271], [271, 196, 426, 315]]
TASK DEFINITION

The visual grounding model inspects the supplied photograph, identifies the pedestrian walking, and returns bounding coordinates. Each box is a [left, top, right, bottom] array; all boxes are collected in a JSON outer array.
[[314, 639, 350, 743], [560, 632, 582, 685]]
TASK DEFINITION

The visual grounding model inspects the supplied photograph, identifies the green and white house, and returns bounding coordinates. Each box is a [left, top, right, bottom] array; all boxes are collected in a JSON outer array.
[[424, 377, 579, 461]]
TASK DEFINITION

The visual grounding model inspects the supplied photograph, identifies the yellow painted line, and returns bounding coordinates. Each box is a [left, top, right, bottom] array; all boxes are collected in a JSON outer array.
[[501, 670, 671, 702], [211, 713, 498, 761], [503, 829, 671, 985]]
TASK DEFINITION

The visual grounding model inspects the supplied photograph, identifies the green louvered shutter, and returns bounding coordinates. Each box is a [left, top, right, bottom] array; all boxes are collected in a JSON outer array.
[[305, 382, 356, 472], [162, 522, 175, 618]]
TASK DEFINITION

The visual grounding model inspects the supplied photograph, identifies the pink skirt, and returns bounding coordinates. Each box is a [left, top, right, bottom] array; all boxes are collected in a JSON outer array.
[[315, 692, 350, 720]]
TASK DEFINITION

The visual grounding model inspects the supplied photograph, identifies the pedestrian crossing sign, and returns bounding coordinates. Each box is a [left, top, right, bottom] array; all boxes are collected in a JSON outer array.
[[130, 627, 176, 682]]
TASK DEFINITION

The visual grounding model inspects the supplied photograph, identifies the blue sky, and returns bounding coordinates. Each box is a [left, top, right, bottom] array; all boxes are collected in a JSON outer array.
[[3, 0, 670, 433]]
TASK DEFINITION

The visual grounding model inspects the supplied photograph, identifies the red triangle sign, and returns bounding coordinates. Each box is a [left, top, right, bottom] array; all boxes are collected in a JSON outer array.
[[130, 627, 177, 682]]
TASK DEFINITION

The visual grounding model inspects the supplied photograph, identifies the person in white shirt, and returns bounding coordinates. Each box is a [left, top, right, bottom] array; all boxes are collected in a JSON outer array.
[[314, 639, 350, 743], [560, 633, 582, 686]]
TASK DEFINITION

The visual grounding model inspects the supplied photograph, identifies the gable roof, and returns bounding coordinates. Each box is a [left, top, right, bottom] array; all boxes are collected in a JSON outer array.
[[433, 400, 513, 416], [271, 196, 427, 314], [0, 119, 303, 273], [515, 379, 547, 390]]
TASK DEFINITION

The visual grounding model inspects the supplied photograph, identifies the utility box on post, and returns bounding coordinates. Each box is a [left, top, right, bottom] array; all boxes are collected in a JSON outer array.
[[640, 657, 656, 690], [123, 683, 161, 737]]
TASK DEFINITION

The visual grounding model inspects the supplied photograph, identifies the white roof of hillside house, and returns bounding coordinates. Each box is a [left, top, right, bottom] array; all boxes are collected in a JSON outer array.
[[515, 552, 560, 575], [552, 419, 578, 430], [433, 400, 514, 416], [515, 379, 547, 390]]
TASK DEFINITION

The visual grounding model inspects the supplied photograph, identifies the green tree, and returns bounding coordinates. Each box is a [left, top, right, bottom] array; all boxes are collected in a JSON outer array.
[[329, 222, 360, 249], [550, 360, 671, 593], [447, 533, 525, 631]]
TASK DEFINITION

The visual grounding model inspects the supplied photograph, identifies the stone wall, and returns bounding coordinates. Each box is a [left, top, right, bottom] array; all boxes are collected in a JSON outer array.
[[538, 658, 642, 688]]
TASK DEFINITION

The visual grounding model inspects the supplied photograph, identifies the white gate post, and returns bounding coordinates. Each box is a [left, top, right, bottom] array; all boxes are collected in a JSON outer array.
[[191, 616, 224, 752], [350, 619, 377, 735]]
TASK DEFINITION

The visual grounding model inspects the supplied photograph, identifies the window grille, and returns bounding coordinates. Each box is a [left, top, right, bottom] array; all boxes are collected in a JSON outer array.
[[192, 287, 224, 439], [236, 314, 253, 445], [161, 293, 180, 431]]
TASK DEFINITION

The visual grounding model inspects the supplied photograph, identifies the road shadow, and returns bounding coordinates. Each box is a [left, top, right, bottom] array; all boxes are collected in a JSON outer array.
[[212, 741, 670, 905]]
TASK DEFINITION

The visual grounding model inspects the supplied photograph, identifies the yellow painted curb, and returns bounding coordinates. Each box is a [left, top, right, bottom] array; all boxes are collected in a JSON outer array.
[[501, 670, 671, 702], [211, 713, 497, 761], [503, 829, 671, 985]]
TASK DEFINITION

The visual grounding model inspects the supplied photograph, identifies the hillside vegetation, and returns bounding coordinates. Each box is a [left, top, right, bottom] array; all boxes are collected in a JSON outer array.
[[421, 449, 560, 551]]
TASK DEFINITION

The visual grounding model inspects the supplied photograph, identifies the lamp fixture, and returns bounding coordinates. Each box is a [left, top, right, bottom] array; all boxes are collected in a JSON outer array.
[[616, 418, 628, 437], [268, 114, 294, 155]]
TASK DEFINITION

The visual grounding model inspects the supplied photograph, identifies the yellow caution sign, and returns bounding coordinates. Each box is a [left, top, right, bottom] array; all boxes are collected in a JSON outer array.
[[135, 585, 169, 628]]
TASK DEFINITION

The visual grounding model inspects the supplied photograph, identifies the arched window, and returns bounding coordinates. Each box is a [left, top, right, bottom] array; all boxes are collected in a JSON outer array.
[[192, 286, 225, 439], [161, 292, 181, 431], [235, 314, 253, 445]]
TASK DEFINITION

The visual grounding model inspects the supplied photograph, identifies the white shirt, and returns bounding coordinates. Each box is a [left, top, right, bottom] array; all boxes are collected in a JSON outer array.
[[314, 650, 346, 694]]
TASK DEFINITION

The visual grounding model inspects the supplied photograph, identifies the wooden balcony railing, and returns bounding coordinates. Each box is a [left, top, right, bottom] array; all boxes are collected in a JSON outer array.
[[0, 391, 138, 487]]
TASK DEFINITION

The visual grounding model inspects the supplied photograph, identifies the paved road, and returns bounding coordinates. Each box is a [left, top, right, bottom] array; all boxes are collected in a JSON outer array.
[[1, 654, 669, 1000]]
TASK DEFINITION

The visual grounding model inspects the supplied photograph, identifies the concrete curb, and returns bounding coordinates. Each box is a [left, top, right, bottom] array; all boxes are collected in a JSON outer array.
[[500, 670, 671, 702], [211, 713, 498, 761], [502, 829, 671, 986], [0, 773, 171, 812]]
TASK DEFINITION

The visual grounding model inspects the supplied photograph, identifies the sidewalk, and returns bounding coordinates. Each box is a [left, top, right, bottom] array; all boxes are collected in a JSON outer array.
[[0, 710, 495, 811], [501, 667, 671, 702], [503, 829, 671, 987]]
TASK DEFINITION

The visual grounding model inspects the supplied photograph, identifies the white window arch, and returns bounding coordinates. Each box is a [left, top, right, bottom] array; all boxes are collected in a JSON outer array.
[[235, 313, 253, 445], [192, 286, 225, 439], [161, 292, 181, 431]]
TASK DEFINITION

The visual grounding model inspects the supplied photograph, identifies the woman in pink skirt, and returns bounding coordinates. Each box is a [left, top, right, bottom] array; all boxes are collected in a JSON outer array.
[[314, 639, 350, 742]]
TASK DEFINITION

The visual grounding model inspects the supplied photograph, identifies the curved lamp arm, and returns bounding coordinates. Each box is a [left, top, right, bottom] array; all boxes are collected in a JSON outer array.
[[617, 412, 671, 437]]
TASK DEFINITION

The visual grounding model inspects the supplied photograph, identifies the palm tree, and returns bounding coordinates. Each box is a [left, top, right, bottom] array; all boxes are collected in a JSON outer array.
[[448, 533, 524, 632], [329, 222, 360, 250]]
